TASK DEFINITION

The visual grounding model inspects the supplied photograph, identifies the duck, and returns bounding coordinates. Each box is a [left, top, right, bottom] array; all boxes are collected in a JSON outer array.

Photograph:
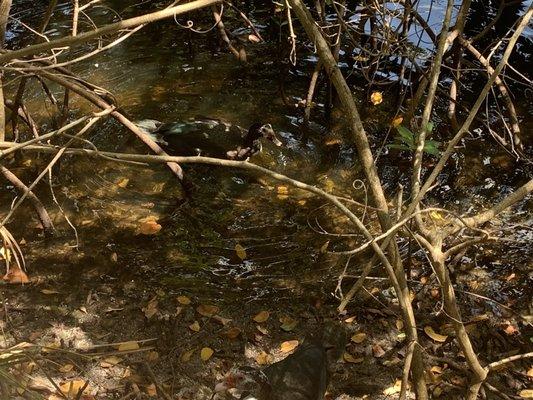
[[135, 118, 282, 161]]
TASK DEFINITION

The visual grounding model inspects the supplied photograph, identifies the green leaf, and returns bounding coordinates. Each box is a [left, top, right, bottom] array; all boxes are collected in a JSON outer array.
[[423, 140, 441, 155], [396, 126, 415, 146], [387, 143, 411, 151], [426, 121, 435, 133]]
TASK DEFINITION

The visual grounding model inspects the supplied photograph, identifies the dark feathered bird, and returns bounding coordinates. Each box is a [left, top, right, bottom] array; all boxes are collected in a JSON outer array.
[[136, 118, 281, 161]]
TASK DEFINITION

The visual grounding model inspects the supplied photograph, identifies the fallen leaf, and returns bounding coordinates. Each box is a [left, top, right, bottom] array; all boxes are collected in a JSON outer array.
[[343, 352, 364, 363], [117, 341, 140, 351], [279, 316, 298, 332], [59, 364, 75, 373], [196, 304, 219, 317], [280, 340, 299, 353], [370, 91, 383, 105], [143, 298, 158, 319], [396, 319, 404, 330], [146, 351, 159, 362], [344, 316, 356, 324], [235, 244, 247, 260], [527, 367, 533, 377], [383, 379, 402, 395], [248, 34, 261, 43], [256, 351, 272, 365], [351, 332, 367, 343], [212, 315, 232, 326], [253, 311, 270, 323], [320, 241, 329, 253], [189, 321, 201, 332], [177, 295, 191, 305], [41, 289, 60, 295], [256, 325, 268, 335], [181, 349, 194, 362], [221, 327, 241, 340], [111, 252, 118, 262], [3, 267, 29, 284], [59, 380, 88, 396], [424, 326, 448, 343], [372, 344, 385, 358], [504, 324, 519, 335], [100, 356, 122, 368], [277, 185, 289, 200], [433, 386, 443, 397], [200, 347, 214, 361], [145, 383, 157, 397], [520, 389, 533, 398]]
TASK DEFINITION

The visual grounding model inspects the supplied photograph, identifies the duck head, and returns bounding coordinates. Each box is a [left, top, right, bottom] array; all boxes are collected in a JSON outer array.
[[246, 123, 282, 147]]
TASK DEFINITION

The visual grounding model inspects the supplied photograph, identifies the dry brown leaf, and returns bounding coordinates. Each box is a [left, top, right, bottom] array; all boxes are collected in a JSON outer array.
[[177, 295, 191, 305], [235, 244, 247, 260], [248, 34, 261, 43], [111, 252, 118, 262], [200, 347, 214, 361], [504, 324, 519, 335], [59, 380, 89, 396], [3, 267, 29, 284], [181, 349, 194, 362], [59, 364, 74, 373], [196, 304, 219, 317], [100, 356, 122, 368], [343, 352, 364, 363], [189, 321, 201, 332], [117, 341, 140, 351], [344, 316, 356, 324], [253, 311, 270, 323], [372, 344, 385, 358], [396, 319, 404, 330], [279, 316, 298, 332], [256, 325, 268, 335], [222, 327, 241, 340], [526, 367, 533, 377], [143, 299, 158, 319], [520, 389, 533, 398], [391, 116, 403, 127], [117, 178, 129, 188], [146, 351, 159, 362], [320, 241, 329, 253], [212, 315, 232, 326], [430, 365, 443, 374], [424, 326, 448, 343], [145, 383, 157, 397], [350, 332, 367, 344], [280, 340, 299, 353]]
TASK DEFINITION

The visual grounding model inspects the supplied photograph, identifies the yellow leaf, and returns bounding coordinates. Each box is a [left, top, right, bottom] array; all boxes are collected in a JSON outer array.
[[350, 332, 367, 343], [181, 349, 194, 362], [100, 356, 122, 368], [59, 380, 88, 396], [117, 341, 140, 351], [430, 365, 443, 374], [344, 316, 356, 324], [280, 340, 299, 353], [391, 116, 403, 127], [429, 211, 445, 222], [424, 326, 448, 343], [200, 347, 214, 361], [189, 321, 201, 332], [527, 367, 533, 377], [320, 241, 329, 253], [277, 185, 289, 200], [146, 351, 159, 362], [196, 304, 219, 317], [253, 311, 270, 323], [343, 352, 364, 363], [177, 295, 191, 305], [117, 178, 129, 188], [41, 289, 59, 295], [255, 351, 272, 365], [520, 389, 533, 398], [59, 364, 74, 373], [235, 244, 247, 260], [370, 91, 383, 105]]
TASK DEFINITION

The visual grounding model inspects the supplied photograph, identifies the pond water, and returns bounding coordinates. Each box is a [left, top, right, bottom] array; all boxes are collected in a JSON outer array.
[[0, 1, 531, 397]]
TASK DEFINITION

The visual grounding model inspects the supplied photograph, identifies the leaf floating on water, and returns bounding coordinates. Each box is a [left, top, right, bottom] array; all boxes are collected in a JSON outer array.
[[370, 91, 383, 105], [200, 347, 214, 361], [117, 341, 140, 351], [235, 244, 247, 260], [424, 326, 448, 343], [350, 332, 367, 344], [253, 311, 270, 323], [177, 295, 191, 305], [196, 304, 219, 317], [189, 321, 201, 332], [343, 352, 364, 363], [280, 340, 299, 353]]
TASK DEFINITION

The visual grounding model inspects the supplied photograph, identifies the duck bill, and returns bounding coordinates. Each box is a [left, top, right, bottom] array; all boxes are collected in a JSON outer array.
[[271, 136, 283, 147]]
